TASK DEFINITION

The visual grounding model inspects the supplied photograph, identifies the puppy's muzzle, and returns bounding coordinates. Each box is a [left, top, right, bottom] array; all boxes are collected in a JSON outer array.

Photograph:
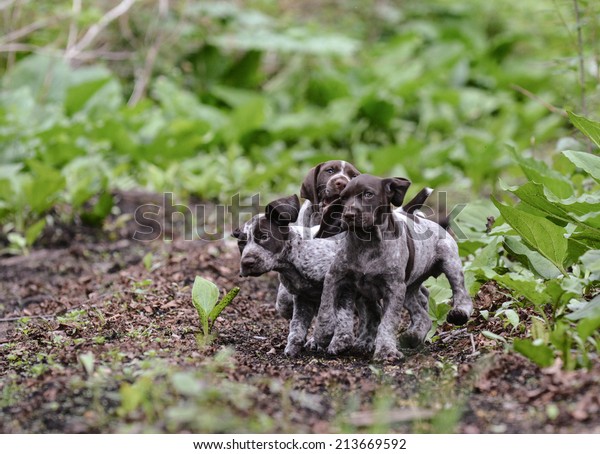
[[325, 177, 349, 201], [240, 257, 260, 277]]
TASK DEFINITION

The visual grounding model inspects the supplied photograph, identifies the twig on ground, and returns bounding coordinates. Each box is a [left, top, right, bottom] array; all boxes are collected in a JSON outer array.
[[440, 327, 467, 344]]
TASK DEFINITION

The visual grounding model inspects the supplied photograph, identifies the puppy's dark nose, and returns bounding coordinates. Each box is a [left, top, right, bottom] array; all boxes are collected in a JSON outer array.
[[241, 257, 257, 268], [342, 210, 356, 222]]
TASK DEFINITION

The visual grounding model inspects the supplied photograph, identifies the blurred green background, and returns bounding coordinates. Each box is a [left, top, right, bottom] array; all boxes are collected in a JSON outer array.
[[0, 0, 598, 243]]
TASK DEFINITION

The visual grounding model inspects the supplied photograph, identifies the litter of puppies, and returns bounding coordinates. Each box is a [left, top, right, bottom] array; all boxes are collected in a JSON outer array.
[[233, 160, 473, 362]]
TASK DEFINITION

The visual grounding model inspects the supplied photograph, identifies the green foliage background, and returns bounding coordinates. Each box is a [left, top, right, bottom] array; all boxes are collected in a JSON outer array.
[[1, 0, 599, 368]]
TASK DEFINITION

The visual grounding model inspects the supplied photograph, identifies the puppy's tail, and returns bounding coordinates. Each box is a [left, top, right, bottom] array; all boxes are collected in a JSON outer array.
[[402, 187, 433, 214], [401, 187, 451, 231]]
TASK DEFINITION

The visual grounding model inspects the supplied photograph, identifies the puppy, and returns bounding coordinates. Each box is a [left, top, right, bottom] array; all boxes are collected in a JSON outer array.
[[298, 160, 361, 228], [233, 187, 436, 357], [310, 174, 473, 362], [233, 195, 379, 356]]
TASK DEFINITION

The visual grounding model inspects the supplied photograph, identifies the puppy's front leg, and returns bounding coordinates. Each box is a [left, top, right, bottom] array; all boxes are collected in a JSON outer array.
[[285, 296, 318, 357], [307, 271, 338, 351], [354, 298, 380, 354], [276, 282, 294, 320], [399, 286, 431, 349], [327, 286, 356, 355], [373, 282, 406, 362]]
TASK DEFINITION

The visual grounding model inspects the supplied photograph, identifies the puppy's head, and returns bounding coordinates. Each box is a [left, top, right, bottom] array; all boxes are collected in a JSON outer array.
[[339, 174, 411, 231], [232, 195, 300, 277], [300, 160, 360, 207]]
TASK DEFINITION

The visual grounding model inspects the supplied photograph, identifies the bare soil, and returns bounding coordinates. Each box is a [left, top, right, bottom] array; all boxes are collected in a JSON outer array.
[[1, 191, 599, 433]]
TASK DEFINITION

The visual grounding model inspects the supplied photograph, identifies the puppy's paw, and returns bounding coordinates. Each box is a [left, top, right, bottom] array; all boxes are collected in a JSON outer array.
[[399, 330, 425, 349], [327, 334, 353, 355], [304, 337, 322, 352], [447, 308, 470, 326], [353, 337, 375, 354], [284, 342, 302, 357], [373, 345, 404, 363]]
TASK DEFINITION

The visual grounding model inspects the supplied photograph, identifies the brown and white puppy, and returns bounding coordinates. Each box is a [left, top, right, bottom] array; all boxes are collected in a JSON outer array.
[[274, 160, 360, 319], [233, 195, 379, 357], [310, 174, 473, 362], [298, 160, 361, 228]]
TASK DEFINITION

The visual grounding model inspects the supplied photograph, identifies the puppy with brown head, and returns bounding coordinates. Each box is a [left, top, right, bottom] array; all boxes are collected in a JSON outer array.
[[311, 174, 473, 362], [298, 160, 360, 227]]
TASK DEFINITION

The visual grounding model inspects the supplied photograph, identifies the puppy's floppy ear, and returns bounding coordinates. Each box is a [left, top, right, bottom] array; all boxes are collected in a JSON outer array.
[[383, 177, 411, 207], [232, 228, 246, 240], [265, 194, 300, 226], [315, 199, 345, 238], [300, 164, 322, 205]]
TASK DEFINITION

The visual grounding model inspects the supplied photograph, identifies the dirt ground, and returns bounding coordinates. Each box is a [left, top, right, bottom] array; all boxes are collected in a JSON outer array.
[[1, 191, 599, 434]]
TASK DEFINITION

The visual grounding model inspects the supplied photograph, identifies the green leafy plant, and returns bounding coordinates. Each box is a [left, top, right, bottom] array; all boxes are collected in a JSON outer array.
[[191, 276, 240, 342], [465, 111, 600, 370]]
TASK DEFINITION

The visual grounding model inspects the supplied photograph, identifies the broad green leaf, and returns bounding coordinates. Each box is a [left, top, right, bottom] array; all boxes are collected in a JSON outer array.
[[209, 287, 240, 329], [492, 271, 548, 307], [3, 54, 71, 105], [513, 339, 554, 367], [566, 294, 600, 321], [543, 278, 582, 311], [22, 161, 65, 214], [568, 111, 600, 149], [153, 78, 227, 129], [225, 97, 267, 143], [192, 276, 220, 317], [580, 249, 600, 279], [25, 218, 46, 246], [451, 199, 499, 241], [504, 236, 561, 279], [482, 331, 506, 343], [503, 309, 520, 328], [65, 76, 111, 115], [464, 237, 500, 293], [7, 233, 26, 249], [493, 198, 568, 274], [511, 182, 569, 223], [426, 276, 452, 324], [577, 317, 600, 340], [562, 150, 600, 183], [509, 148, 573, 198]]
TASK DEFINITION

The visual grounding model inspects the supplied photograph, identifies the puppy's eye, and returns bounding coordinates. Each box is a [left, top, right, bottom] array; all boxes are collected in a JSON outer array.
[[363, 191, 374, 199], [259, 234, 269, 242], [351, 173, 358, 179], [325, 168, 334, 174]]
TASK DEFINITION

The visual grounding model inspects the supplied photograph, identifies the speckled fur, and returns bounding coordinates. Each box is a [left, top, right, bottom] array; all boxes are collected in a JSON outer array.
[[238, 215, 367, 356], [311, 175, 473, 362]]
